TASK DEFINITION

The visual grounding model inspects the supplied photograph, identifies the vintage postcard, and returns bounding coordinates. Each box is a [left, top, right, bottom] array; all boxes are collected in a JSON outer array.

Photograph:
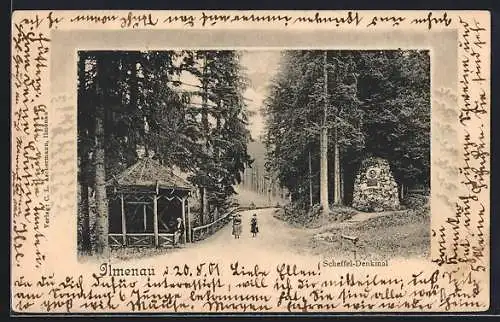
[[11, 10, 490, 314]]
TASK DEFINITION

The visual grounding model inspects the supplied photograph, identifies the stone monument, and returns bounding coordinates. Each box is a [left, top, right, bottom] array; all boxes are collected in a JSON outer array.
[[352, 157, 400, 212]]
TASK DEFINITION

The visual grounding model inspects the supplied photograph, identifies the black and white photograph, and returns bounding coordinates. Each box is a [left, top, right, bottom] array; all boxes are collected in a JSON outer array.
[[12, 9, 490, 314], [77, 49, 430, 261]]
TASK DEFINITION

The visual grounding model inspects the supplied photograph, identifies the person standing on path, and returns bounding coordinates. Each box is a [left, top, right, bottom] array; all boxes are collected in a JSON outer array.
[[232, 214, 242, 239], [173, 217, 184, 247], [250, 213, 259, 237]]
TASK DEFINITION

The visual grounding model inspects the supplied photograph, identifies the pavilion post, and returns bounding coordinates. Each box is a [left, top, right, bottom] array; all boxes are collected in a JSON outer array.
[[153, 195, 159, 247], [187, 199, 192, 243], [181, 197, 187, 244], [153, 182, 159, 247], [142, 204, 147, 232], [120, 194, 126, 246]]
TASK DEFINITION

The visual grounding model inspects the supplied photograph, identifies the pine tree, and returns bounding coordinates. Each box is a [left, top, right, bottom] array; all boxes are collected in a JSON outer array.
[[356, 50, 430, 189], [178, 51, 252, 215], [263, 50, 364, 209], [93, 53, 110, 257], [264, 50, 430, 210], [77, 52, 91, 253]]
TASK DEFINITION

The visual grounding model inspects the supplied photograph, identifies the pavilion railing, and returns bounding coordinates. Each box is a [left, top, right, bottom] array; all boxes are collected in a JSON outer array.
[[190, 205, 279, 242], [109, 233, 175, 248], [108, 206, 279, 247], [191, 207, 239, 242]]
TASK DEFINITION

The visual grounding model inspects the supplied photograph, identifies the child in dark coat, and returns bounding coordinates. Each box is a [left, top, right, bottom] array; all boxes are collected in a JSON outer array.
[[250, 214, 259, 237]]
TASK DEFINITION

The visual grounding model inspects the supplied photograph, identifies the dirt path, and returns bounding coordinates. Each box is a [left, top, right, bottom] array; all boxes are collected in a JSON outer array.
[[103, 207, 424, 267], [184, 208, 309, 259], [168, 208, 407, 260], [119, 207, 314, 266], [232, 186, 287, 208]]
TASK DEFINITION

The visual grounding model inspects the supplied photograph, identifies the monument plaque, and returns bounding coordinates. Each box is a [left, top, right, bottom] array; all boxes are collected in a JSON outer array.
[[366, 167, 380, 187]]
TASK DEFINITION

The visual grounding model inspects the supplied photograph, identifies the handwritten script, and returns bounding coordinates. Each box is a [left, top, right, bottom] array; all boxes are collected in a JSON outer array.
[[12, 12, 51, 270], [12, 261, 487, 312], [11, 10, 490, 313], [34, 11, 454, 29]]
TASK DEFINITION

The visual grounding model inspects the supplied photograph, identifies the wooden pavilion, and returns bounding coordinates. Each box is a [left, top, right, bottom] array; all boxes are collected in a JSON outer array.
[[106, 157, 194, 248]]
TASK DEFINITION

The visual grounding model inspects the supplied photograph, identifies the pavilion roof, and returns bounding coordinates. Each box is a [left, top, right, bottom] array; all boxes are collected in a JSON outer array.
[[107, 158, 194, 190]]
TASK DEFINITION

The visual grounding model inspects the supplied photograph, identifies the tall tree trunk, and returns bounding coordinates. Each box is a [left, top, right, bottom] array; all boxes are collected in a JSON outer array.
[[202, 187, 209, 224], [201, 54, 210, 138], [129, 53, 139, 157], [199, 187, 204, 226], [94, 55, 109, 258], [255, 166, 260, 193], [267, 177, 272, 206], [320, 127, 329, 212], [330, 52, 342, 206], [250, 168, 253, 190], [77, 53, 91, 254], [308, 149, 313, 209], [320, 51, 329, 214], [201, 53, 209, 224], [333, 132, 342, 205], [80, 157, 91, 253], [340, 164, 344, 203], [252, 167, 256, 192]]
